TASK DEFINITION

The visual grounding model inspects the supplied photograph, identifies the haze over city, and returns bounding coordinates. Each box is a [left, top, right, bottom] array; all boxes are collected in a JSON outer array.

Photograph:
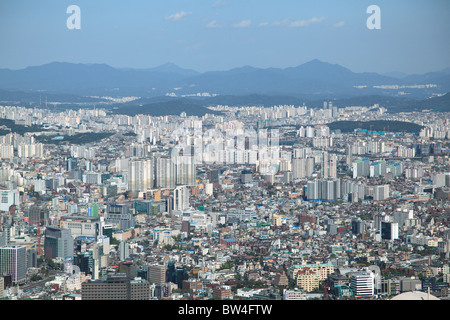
[[0, 0, 449, 308]]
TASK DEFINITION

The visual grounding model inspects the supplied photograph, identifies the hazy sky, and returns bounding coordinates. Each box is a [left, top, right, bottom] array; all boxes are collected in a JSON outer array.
[[1, 0, 449, 74]]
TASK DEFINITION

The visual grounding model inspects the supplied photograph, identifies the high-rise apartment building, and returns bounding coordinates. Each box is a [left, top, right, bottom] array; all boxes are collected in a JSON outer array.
[[128, 159, 154, 193], [155, 157, 175, 189], [173, 186, 190, 211], [174, 155, 196, 186], [352, 158, 370, 178]]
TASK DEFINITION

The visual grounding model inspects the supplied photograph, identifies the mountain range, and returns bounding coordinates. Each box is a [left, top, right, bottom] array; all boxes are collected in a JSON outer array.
[[1, 59, 449, 99], [0, 59, 449, 116]]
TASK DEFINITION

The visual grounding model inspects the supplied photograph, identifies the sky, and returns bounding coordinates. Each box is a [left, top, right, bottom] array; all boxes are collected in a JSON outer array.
[[0, 0, 449, 74]]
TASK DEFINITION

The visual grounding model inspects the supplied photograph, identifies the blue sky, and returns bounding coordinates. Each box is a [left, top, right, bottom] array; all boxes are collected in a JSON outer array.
[[0, 0, 449, 74]]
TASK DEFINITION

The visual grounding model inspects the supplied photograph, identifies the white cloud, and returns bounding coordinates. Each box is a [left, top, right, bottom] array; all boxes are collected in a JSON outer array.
[[165, 11, 192, 21], [333, 21, 346, 28], [289, 17, 325, 27], [272, 18, 291, 27], [258, 22, 270, 27], [232, 20, 251, 28], [206, 20, 222, 28]]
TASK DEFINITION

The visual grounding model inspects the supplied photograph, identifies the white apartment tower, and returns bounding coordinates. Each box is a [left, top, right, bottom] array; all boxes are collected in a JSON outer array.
[[128, 159, 154, 193]]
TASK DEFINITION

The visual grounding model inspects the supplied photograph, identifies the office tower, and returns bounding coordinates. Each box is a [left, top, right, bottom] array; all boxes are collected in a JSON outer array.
[[352, 218, 365, 235], [166, 261, 188, 289], [350, 272, 375, 298], [381, 221, 399, 241], [155, 157, 175, 189], [105, 203, 135, 230], [148, 264, 166, 285], [75, 252, 90, 275], [43, 226, 74, 260], [174, 155, 196, 186], [128, 159, 154, 193], [173, 186, 190, 211], [0, 245, 27, 285], [81, 273, 150, 300], [66, 157, 78, 171]]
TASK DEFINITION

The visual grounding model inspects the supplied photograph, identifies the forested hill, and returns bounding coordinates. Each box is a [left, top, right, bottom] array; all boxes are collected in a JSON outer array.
[[326, 120, 424, 133]]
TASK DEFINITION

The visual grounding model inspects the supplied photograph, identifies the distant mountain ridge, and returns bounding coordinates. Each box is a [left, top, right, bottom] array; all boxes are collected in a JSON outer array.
[[1, 59, 449, 99]]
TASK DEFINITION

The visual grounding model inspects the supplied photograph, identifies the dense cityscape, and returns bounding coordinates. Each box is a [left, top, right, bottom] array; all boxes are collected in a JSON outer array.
[[0, 100, 449, 301], [0, 2, 449, 310]]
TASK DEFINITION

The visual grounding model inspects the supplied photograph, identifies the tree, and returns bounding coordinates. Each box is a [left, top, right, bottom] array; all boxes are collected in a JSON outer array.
[[30, 274, 43, 282]]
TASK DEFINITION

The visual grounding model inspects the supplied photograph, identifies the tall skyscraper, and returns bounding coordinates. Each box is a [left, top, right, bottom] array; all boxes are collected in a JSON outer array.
[[0, 245, 27, 285]]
